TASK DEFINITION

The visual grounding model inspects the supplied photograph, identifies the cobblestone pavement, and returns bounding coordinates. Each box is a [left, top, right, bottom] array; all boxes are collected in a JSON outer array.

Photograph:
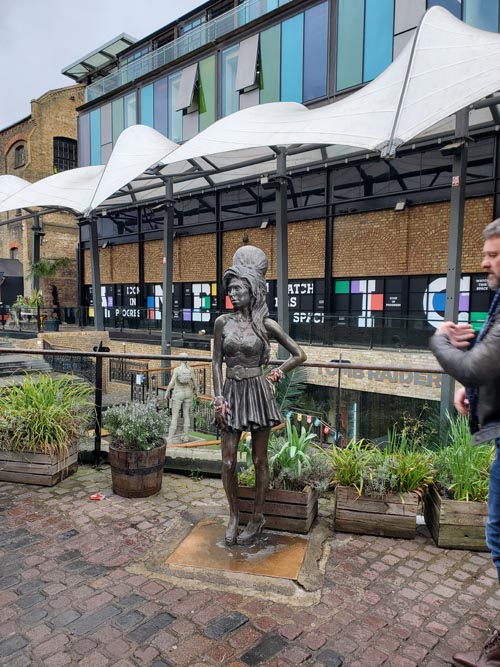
[[1, 466, 499, 667]]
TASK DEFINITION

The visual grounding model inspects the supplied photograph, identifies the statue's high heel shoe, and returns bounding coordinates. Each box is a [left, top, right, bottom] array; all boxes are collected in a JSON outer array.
[[225, 514, 239, 546], [236, 516, 265, 545]]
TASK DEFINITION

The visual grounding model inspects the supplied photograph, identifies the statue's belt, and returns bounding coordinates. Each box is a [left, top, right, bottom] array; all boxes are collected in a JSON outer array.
[[226, 366, 263, 380]]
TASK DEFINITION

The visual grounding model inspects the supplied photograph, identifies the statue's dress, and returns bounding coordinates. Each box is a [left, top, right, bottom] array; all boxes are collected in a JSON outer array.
[[222, 325, 282, 432]]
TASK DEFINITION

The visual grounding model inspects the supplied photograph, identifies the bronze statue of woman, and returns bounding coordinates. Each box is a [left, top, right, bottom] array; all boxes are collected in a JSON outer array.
[[212, 246, 306, 546]]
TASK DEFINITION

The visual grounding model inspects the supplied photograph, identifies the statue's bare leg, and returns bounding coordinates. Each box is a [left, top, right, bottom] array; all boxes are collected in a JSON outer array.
[[237, 429, 269, 545], [221, 429, 241, 545]]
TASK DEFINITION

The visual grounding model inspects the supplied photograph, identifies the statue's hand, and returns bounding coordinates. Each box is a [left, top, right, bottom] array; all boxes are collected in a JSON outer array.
[[214, 396, 229, 429]]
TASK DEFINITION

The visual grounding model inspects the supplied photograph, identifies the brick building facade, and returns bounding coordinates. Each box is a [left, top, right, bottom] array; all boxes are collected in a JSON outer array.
[[0, 85, 85, 310]]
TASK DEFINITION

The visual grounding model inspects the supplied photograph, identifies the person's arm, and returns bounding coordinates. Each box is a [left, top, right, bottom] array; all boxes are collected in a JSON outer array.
[[430, 320, 500, 387], [166, 368, 177, 393], [212, 316, 228, 428], [264, 318, 306, 383]]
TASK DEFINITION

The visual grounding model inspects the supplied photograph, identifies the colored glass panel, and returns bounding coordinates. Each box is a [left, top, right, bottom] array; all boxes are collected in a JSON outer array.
[[124, 93, 137, 127], [427, 0, 461, 18], [168, 72, 183, 143], [140, 85, 154, 127], [89, 109, 101, 166], [154, 77, 168, 137], [364, 0, 394, 82], [112, 98, 124, 144], [303, 2, 328, 102], [199, 56, 216, 131], [281, 13, 304, 102], [336, 0, 364, 91], [260, 25, 280, 103], [222, 44, 240, 117], [370, 294, 384, 311], [100, 104, 112, 145], [464, 0, 499, 31], [78, 113, 90, 167], [335, 280, 350, 294]]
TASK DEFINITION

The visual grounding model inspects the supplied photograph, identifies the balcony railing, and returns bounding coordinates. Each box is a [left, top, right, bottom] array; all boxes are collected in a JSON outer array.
[[87, 0, 292, 101]]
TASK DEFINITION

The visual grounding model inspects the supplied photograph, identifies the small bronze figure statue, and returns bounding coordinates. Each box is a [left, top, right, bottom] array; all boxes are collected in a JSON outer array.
[[212, 246, 306, 546], [166, 353, 197, 443]]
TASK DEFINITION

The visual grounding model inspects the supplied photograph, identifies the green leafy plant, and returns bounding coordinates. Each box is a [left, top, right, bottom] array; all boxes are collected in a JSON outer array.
[[0, 374, 93, 455], [28, 258, 71, 280], [104, 400, 167, 451], [431, 413, 494, 502], [238, 416, 332, 492], [12, 289, 45, 309], [319, 437, 435, 498], [273, 366, 307, 414]]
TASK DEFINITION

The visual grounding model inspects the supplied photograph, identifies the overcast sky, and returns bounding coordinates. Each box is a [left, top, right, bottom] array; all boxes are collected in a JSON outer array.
[[0, 0, 207, 129]]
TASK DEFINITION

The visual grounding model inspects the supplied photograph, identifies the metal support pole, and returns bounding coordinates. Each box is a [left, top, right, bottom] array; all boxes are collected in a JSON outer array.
[[440, 108, 470, 428], [31, 213, 43, 293], [89, 216, 104, 331], [275, 148, 289, 348], [161, 180, 175, 374], [93, 341, 109, 467]]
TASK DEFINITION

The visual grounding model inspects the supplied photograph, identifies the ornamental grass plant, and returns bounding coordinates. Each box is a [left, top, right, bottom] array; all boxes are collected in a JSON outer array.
[[0, 374, 93, 456], [431, 413, 494, 502], [104, 400, 167, 451], [320, 436, 435, 498]]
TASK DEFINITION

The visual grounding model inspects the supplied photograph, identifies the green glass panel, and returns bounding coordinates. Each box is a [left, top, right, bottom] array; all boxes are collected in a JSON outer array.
[[112, 98, 124, 145], [335, 280, 350, 294], [260, 25, 280, 104], [199, 56, 216, 131], [336, 0, 364, 91], [140, 85, 154, 127], [464, 0, 499, 31]]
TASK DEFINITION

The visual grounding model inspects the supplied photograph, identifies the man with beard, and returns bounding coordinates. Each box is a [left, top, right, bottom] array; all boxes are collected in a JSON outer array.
[[430, 219, 500, 667]]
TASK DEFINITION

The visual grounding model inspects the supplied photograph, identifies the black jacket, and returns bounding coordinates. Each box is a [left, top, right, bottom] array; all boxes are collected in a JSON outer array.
[[430, 314, 500, 445]]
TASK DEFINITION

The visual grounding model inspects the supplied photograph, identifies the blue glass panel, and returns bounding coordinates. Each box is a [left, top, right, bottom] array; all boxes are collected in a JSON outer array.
[[337, 0, 364, 91], [154, 78, 168, 136], [427, 0, 461, 18], [222, 45, 240, 116], [89, 109, 101, 166], [281, 13, 304, 102], [78, 113, 90, 167], [464, 0, 499, 31], [168, 72, 182, 143], [303, 2, 328, 101], [364, 0, 394, 82], [140, 85, 154, 127]]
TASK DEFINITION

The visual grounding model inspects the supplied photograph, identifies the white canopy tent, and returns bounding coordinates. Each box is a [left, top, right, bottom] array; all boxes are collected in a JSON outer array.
[[0, 6, 499, 411]]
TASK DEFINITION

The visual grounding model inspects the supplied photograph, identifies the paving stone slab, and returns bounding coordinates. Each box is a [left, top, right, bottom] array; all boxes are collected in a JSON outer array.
[[240, 633, 287, 666], [127, 612, 176, 644], [205, 611, 250, 640]]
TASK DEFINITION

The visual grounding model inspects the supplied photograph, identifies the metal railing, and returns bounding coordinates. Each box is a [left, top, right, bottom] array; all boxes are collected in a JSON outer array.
[[0, 344, 444, 466], [87, 0, 292, 101]]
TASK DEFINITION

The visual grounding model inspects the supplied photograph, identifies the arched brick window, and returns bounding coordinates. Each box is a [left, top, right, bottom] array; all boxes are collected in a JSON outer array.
[[53, 137, 77, 172], [14, 145, 25, 168]]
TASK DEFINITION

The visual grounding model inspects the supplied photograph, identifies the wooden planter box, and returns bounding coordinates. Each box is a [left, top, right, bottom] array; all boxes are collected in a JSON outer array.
[[0, 441, 78, 486], [109, 443, 166, 498], [424, 483, 489, 551], [334, 485, 419, 539], [237, 485, 318, 534]]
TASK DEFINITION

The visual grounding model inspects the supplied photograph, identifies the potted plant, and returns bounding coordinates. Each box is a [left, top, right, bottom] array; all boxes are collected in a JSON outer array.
[[321, 430, 435, 539], [237, 416, 333, 533], [424, 413, 494, 551], [104, 400, 168, 498], [0, 374, 93, 485]]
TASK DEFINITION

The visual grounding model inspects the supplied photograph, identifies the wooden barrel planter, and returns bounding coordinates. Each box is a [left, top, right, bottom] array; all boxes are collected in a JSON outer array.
[[109, 443, 166, 498], [424, 483, 489, 551], [237, 485, 318, 534], [334, 485, 419, 539]]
